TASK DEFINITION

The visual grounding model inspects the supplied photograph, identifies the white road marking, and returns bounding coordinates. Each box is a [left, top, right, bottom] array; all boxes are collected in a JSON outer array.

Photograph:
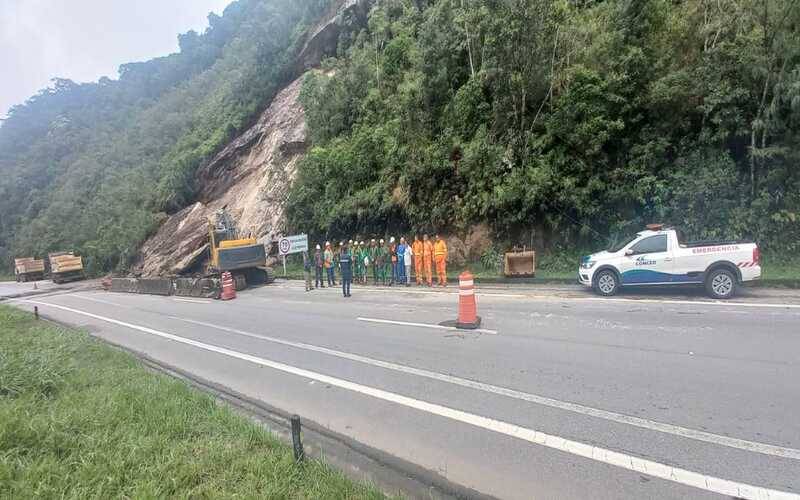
[[172, 298, 212, 304], [170, 316, 800, 461], [68, 294, 131, 308], [26, 297, 800, 460], [358, 316, 498, 335], [21, 299, 800, 500], [573, 296, 800, 309], [277, 281, 800, 307]]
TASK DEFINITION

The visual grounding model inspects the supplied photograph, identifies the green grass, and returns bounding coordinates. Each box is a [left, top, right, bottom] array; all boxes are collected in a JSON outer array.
[[761, 255, 800, 281], [0, 305, 386, 499]]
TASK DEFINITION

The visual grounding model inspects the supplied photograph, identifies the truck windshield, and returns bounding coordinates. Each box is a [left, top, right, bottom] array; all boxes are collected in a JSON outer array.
[[607, 234, 639, 253]]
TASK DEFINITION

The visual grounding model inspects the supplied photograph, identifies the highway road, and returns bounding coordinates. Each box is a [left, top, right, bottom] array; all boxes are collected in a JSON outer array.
[[5, 280, 800, 499]]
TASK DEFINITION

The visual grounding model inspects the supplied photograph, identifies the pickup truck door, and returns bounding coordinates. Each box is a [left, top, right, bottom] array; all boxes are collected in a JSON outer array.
[[618, 234, 675, 284]]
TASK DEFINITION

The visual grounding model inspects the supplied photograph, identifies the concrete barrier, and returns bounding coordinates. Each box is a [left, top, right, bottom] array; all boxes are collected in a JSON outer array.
[[173, 277, 220, 299], [110, 278, 173, 296], [137, 278, 173, 296], [110, 278, 139, 294]]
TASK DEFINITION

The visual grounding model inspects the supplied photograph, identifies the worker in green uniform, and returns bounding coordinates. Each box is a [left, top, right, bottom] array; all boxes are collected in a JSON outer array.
[[375, 238, 387, 285], [368, 239, 378, 285], [358, 241, 368, 284]]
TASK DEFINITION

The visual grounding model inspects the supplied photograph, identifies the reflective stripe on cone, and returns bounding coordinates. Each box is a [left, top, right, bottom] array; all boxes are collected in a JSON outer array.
[[456, 271, 480, 329], [220, 272, 236, 301]]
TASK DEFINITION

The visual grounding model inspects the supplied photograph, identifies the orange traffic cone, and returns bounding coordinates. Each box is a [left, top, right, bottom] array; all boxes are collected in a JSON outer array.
[[455, 271, 481, 329], [220, 272, 236, 300]]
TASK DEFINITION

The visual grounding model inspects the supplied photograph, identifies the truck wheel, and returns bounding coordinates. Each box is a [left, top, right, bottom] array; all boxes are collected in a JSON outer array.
[[593, 270, 619, 296], [706, 268, 736, 299]]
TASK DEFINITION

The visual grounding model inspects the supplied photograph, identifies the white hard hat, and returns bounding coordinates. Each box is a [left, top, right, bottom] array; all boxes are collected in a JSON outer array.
[[340, 241, 344, 246], [380, 238, 384, 243], [349, 239, 354, 244], [325, 241, 330, 246], [316, 244, 320, 250], [390, 236, 395, 242], [371, 238, 376, 242], [360, 241, 365, 245]]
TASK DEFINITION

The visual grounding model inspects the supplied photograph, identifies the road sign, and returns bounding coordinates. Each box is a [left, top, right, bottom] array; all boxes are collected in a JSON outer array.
[[277, 234, 308, 256]]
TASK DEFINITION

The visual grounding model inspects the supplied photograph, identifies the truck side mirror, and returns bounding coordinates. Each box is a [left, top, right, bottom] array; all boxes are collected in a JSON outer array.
[[625, 249, 634, 256]]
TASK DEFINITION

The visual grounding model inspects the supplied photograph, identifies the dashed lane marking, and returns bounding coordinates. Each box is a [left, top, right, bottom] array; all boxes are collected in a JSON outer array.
[[172, 298, 213, 304], [21, 299, 800, 500], [357, 316, 498, 335]]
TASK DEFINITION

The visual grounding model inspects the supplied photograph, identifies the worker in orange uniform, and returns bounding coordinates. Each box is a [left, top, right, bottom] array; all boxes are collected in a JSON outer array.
[[434, 233, 448, 287], [412, 235, 424, 286], [422, 234, 434, 287]]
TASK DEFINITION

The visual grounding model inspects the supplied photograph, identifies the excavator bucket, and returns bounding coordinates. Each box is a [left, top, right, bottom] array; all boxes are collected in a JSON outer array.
[[504, 251, 535, 277]]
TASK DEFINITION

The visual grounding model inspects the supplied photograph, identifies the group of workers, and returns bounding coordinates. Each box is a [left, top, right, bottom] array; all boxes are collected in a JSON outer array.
[[303, 234, 449, 297]]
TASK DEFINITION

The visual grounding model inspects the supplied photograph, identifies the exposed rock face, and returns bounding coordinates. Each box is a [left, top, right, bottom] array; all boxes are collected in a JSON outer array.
[[445, 223, 493, 267], [297, 0, 370, 71], [133, 0, 374, 277], [133, 74, 308, 276]]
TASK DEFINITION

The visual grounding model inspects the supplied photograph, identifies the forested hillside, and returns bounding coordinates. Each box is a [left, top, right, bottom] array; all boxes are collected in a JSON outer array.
[[2, 0, 799, 275], [289, 0, 800, 253], [0, 0, 329, 272]]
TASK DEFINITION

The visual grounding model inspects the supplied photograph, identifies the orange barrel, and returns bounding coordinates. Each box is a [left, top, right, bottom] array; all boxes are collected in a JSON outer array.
[[456, 271, 480, 329], [220, 272, 237, 301]]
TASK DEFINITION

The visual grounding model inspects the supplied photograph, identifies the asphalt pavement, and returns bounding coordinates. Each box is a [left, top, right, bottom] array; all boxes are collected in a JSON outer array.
[[5, 279, 800, 499]]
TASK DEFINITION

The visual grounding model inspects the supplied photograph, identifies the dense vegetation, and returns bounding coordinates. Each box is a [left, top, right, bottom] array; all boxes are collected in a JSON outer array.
[[0, 0, 329, 273], [289, 0, 800, 255], [2, 0, 799, 275]]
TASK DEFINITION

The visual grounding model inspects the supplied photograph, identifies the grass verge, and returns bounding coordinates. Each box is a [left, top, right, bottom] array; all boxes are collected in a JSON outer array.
[[0, 305, 386, 499]]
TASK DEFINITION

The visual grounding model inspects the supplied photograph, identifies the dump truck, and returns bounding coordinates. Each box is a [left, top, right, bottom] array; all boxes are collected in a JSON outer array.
[[207, 209, 272, 290], [14, 257, 45, 282], [49, 252, 85, 284]]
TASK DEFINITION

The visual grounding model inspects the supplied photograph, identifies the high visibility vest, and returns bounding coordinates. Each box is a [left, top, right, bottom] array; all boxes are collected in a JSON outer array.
[[434, 240, 447, 258]]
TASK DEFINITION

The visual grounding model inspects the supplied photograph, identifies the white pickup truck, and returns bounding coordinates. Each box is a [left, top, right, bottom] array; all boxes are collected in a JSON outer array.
[[578, 225, 761, 299]]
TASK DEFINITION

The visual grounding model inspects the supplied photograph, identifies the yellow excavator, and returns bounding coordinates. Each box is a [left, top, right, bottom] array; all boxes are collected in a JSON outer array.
[[207, 209, 272, 289]]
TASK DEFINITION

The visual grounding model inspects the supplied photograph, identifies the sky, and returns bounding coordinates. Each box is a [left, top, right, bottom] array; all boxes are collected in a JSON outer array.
[[0, 0, 233, 118]]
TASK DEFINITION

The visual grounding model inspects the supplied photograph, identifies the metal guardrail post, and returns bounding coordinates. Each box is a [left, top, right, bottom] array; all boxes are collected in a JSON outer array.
[[291, 414, 304, 462]]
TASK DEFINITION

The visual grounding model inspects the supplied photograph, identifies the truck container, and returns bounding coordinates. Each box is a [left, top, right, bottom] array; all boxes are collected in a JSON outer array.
[[49, 252, 85, 284], [14, 257, 45, 282]]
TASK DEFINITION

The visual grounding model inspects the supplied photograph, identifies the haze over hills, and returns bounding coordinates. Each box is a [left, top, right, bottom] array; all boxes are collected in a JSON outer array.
[[1, 0, 799, 275]]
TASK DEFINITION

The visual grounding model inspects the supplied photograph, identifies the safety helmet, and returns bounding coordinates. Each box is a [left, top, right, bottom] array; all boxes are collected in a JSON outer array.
[[340, 241, 345, 246], [380, 238, 384, 243], [316, 244, 320, 250], [325, 241, 330, 246], [390, 236, 395, 242], [360, 241, 365, 245]]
